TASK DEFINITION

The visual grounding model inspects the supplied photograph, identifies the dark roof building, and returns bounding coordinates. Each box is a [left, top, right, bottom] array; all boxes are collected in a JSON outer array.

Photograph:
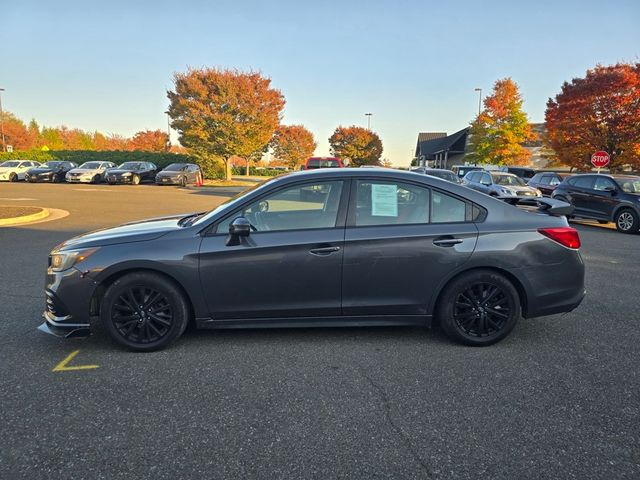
[[414, 128, 470, 169]]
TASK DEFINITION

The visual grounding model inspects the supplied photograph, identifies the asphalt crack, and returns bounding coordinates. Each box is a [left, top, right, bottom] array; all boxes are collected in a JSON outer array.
[[356, 363, 435, 479]]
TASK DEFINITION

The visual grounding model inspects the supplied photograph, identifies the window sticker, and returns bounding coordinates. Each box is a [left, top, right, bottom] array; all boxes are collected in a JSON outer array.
[[371, 184, 398, 217]]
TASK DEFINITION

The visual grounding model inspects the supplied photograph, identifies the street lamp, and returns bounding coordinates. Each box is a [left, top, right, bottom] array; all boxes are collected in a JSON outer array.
[[365, 112, 373, 130], [0, 88, 6, 152], [164, 110, 171, 151], [474, 88, 482, 116]]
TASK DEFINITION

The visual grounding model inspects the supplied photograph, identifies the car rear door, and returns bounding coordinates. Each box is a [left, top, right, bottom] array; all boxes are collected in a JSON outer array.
[[342, 178, 478, 317], [569, 176, 597, 215], [198, 179, 348, 320]]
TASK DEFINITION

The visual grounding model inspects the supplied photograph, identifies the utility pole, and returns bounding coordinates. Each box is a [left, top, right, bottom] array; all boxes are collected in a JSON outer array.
[[474, 88, 482, 116], [0, 88, 6, 152], [365, 112, 372, 130], [165, 111, 171, 151]]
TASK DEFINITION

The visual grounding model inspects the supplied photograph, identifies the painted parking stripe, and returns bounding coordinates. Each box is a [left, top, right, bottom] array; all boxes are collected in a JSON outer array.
[[52, 350, 99, 372], [0, 197, 38, 201]]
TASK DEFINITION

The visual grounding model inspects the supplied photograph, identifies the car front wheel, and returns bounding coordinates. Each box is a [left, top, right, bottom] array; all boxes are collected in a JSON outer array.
[[615, 209, 639, 234], [436, 270, 520, 346], [132, 174, 141, 185], [100, 272, 190, 351]]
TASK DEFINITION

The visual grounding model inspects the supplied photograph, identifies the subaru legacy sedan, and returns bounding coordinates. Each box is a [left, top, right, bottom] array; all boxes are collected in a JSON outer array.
[[40, 169, 585, 351]]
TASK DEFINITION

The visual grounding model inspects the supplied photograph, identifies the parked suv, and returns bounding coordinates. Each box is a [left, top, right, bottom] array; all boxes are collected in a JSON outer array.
[[528, 172, 572, 196], [552, 174, 640, 233], [463, 170, 542, 197]]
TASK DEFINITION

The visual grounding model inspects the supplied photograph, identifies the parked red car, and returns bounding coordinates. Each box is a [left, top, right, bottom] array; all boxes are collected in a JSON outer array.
[[303, 157, 344, 169]]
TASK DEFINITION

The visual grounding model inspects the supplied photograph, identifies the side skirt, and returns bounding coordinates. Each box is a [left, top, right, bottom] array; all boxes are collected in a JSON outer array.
[[196, 315, 431, 330]]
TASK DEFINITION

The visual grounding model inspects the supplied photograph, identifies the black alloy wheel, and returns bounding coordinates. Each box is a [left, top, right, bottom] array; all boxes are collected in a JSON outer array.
[[180, 176, 187, 187], [101, 272, 189, 351], [437, 270, 520, 346], [9, 172, 18, 182]]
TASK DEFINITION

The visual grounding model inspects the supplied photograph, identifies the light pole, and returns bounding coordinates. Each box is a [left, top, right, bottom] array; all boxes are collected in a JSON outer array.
[[474, 87, 482, 116], [164, 111, 171, 151], [0, 88, 6, 152], [365, 112, 373, 130]]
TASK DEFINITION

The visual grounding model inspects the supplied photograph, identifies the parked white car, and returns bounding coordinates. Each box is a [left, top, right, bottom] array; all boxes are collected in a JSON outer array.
[[0, 160, 42, 182], [65, 161, 117, 183]]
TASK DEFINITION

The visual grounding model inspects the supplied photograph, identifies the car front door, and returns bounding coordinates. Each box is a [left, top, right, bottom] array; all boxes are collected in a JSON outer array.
[[198, 179, 347, 321], [342, 179, 478, 317], [591, 177, 620, 219]]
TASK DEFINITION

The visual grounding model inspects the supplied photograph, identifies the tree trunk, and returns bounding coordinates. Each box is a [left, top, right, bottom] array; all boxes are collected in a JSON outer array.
[[224, 158, 232, 181], [246, 158, 250, 176]]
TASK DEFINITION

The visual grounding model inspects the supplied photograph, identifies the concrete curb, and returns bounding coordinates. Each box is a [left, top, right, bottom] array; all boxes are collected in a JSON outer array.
[[0, 207, 50, 226]]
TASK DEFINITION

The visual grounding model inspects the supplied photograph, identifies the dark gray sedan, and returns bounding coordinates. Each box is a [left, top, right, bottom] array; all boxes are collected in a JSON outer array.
[[155, 163, 202, 186], [39, 169, 585, 351]]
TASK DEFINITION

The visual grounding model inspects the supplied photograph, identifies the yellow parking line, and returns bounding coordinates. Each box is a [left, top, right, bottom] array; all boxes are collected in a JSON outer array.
[[52, 350, 99, 372]]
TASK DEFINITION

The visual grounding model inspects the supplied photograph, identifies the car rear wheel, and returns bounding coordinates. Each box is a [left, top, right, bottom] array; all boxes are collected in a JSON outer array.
[[9, 173, 18, 182], [100, 272, 189, 351], [132, 174, 141, 185], [615, 209, 639, 234], [436, 270, 520, 346]]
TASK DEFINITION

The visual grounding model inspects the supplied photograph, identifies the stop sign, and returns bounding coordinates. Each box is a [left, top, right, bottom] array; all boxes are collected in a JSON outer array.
[[591, 151, 610, 169]]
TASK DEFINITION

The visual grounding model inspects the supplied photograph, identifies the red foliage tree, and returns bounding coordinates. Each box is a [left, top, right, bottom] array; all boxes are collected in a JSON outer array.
[[129, 129, 169, 152], [545, 63, 640, 171]]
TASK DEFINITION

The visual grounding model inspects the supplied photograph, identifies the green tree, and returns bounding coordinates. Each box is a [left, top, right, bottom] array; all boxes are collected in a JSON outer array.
[[328, 126, 383, 166], [466, 78, 534, 166], [271, 125, 317, 169], [167, 68, 285, 180]]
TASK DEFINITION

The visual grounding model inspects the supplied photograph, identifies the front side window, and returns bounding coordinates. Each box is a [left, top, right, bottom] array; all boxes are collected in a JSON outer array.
[[216, 181, 344, 233], [355, 180, 429, 226], [593, 177, 616, 191], [573, 176, 595, 189]]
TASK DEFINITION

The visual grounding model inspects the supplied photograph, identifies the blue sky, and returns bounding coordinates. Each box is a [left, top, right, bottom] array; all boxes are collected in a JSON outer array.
[[1, 0, 638, 165]]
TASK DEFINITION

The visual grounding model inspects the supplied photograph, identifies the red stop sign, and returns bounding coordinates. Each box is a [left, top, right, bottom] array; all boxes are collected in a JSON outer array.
[[591, 151, 610, 168]]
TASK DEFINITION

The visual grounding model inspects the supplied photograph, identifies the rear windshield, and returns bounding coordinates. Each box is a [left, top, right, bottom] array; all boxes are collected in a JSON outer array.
[[492, 173, 526, 186], [119, 162, 142, 170], [307, 159, 340, 169], [616, 177, 640, 193]]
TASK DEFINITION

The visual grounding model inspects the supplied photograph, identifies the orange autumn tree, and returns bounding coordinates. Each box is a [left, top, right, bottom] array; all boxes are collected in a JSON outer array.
[[466, 78, 534, 166], [167, 68, 285, 180], [271, 125, 317, 169], [545, 63, 640, 172], [328, 126, 383, 166], [130, 129, 169, 152]]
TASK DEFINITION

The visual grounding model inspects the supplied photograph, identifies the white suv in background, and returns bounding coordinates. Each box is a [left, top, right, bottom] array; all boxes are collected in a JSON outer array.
[[0, 160, 42, 182], [65, 161, 117, 183]]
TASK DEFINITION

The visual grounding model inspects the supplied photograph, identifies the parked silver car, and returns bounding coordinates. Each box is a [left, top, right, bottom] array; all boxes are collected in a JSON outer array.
[[66, 161, 117, 183], [463, 171, 542, 197]]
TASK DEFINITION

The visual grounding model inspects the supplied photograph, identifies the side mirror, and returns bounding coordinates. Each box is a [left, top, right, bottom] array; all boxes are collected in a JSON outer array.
[[604, 186, 617, 195], [229, 217, 251, 237]]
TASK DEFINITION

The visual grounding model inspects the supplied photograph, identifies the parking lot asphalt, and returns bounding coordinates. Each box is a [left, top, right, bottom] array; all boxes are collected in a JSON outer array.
[[0, 182, 639, 480]]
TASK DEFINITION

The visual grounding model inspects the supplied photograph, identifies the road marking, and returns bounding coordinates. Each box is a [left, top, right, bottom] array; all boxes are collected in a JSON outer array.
[[52, 350, 99, 372], [73, 188, 113, 192], [0, 197, 38, 201]]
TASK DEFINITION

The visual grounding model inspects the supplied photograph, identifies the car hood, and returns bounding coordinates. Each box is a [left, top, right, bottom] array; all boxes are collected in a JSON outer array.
[[0, 166, 20, 172], [29, 167, 57, 174], [57, 213, 194, 250], [107, 169, 139, 175], [498, 185, 536, 192], [69, 168, 100, 174]]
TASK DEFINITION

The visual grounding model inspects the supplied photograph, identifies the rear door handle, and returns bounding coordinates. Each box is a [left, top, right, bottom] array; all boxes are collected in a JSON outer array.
[[433, 237, 463, 247], [309, 246, 341, 256]]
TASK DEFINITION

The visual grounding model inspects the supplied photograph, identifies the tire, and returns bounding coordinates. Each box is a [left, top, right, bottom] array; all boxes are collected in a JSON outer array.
[[101, 272, 190, 351], [108, 181, 116, 185], [180, 176, 187, 187], [9, 173, 18, 182], [52, 174, 60, 183], [91, 175, 100, 184], [615, 209, 639, 234], [132, 174, 140, 185], [436, 270, 521, 346]]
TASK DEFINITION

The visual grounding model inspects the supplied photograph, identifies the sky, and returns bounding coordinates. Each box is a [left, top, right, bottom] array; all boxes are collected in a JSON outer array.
[[1, 0, 638, 166]]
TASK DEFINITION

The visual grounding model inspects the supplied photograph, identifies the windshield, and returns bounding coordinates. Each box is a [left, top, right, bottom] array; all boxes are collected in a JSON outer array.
[[191, 176, 282, 226], [493, 173, 526, 186], [616, 177, 640, 193], [0, 161, 20, 167], [164, 163, 186, 171], [119, 162, 142, 170], [79, 162, 101, 169], [41, 162, 62, 168], [427, 170, 458, 182]]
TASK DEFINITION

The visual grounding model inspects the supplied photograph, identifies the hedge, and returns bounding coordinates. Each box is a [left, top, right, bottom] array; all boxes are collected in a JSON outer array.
[[0, 150, 197, 171]]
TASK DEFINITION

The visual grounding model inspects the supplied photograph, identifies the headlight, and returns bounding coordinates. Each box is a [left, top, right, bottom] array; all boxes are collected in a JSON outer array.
[[500, 187, 514, 196], [50, 248, 99, 272], [122, 172, 132, 177], [535, 189, 543, 196]]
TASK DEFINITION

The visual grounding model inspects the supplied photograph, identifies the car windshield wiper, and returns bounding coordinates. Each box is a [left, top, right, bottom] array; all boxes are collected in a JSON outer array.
[[178, 213, 204, 227]]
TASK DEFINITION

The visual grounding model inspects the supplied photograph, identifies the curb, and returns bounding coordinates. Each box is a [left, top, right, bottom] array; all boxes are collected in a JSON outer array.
[[0, 207, 50, 226]]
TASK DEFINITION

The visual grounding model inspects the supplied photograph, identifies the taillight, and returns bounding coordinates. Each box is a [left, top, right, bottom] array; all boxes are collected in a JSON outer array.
[[538, 227, 581, 249]]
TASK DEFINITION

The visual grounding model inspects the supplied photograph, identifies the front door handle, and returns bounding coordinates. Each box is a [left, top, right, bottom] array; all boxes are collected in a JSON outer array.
[[309, 246, 341, 256], [433, 237, 463, 247]]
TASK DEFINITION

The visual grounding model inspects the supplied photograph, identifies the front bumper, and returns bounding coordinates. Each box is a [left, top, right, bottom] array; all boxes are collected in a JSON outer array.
[[38, 267, 97, 338], [106, 176, 133, 184], [26, 174, 54, 182], [156, 176, 180, 185]]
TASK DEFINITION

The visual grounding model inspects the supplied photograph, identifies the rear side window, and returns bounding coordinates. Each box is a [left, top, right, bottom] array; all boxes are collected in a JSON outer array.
[[572, 176, 595, 189], [431, 191, 466, 223], [467, 172, 480, 182], [539, 175, 551, 185]]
